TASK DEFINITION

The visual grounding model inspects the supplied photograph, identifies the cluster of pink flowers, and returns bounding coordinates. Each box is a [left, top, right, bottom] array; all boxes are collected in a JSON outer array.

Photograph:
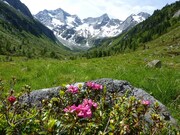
[[67, 85, 79, 94], [86, 82, 103, 90], [64, 99, 98, 118], [142, 100, 150, 105]]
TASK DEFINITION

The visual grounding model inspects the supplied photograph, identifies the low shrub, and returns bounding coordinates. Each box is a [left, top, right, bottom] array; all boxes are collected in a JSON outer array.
[[0, 79, 179, 134]]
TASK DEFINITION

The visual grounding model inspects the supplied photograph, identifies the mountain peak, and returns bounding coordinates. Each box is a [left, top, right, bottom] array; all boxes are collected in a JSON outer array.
[[51, 8, 70, 16], [100, 13, 110, 20], [137, 12, 150, 18], [129, 12, 150, 18], [35, 8, 72, 25], [54, 8, 68, 13], [82, 13, 110, 25], [126, 12, 150, 23], [130, 13, 136, 16], [101, 13, 109, 18], [55, 8, 63, 11]]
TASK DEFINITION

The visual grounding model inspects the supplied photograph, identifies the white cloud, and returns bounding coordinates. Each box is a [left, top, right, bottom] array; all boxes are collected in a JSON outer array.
[[20, 0, 178, 20]]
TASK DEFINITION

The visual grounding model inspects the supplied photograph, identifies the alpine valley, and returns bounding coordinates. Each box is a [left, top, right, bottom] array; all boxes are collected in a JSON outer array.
[[0, 0, 180, 134], [35, 9, 150, 50]]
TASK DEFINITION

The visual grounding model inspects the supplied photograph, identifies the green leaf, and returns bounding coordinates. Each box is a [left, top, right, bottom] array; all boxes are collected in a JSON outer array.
[[59, 90, 65, 96], [103, 86, 107, 95], [110, 123, 115, 130], [51, 97, 59, 102], [47, 119, 57, 131]]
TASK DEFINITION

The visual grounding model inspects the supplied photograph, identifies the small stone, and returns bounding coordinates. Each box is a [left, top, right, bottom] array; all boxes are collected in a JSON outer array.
[[147, 60, 162, 68]]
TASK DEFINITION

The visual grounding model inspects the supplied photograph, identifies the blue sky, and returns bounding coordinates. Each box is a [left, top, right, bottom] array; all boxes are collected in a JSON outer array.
[[20, 0, 178, 20]]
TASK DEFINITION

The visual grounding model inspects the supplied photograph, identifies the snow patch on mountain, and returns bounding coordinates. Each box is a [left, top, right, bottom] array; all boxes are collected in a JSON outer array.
[[101, 25, 122, 37], [132, 15, 145, 23], [52, 18, 63, 26]]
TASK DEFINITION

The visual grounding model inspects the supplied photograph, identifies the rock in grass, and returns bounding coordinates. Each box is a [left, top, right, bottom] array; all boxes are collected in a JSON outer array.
[[19, 78, 177, 125], [147, 60, 162, 68]]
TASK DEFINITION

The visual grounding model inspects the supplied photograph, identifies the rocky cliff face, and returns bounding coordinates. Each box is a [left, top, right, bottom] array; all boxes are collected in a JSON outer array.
[[35, 9, 150, 50]]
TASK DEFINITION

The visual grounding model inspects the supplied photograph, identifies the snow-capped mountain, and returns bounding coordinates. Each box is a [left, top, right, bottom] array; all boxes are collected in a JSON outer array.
[[34, 8, 150, 50]]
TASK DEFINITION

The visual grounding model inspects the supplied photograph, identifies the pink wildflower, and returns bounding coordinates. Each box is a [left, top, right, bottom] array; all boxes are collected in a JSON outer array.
[[86, 82, 95, 88], [82, 99, 89, 105], [92, 102, 98, 108], [76, 105, 92, 118], [142, 100, 150, 105], [63, 104, 77, 113], [85, 109, 92, 118], [92, 83, 103, 90], [76, 104, 90, 112], [77, 111, 84, 117], [86, 82, 103, 90], [64, 99, 98, 118], [67, 85, 79, 94], [82, 99, 98, 109]]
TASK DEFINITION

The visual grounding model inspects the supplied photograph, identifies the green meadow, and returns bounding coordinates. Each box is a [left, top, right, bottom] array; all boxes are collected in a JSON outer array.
[[0, 26, 180, 123]]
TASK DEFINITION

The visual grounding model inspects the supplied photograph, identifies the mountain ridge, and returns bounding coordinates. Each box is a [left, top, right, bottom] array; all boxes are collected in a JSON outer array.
[[2, 0, 33, 18], [81, 1, 180, 58], [35, 9, 150, 50]]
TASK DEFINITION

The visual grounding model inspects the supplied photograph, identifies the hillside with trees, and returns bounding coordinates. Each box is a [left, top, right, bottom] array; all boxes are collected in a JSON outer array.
[[0, 0, 70, 59], [82, 1, 180, 58]]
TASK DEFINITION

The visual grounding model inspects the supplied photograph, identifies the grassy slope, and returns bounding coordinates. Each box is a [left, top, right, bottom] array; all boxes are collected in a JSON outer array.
[[0, 1, 71, 58], [0, 26, 70, 57], [0, 26, 180, 122]]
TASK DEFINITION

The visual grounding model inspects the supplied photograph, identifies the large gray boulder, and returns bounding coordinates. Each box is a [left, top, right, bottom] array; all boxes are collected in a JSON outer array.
[[19, 86, 62, 107], [19, 78, 177, 125]]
